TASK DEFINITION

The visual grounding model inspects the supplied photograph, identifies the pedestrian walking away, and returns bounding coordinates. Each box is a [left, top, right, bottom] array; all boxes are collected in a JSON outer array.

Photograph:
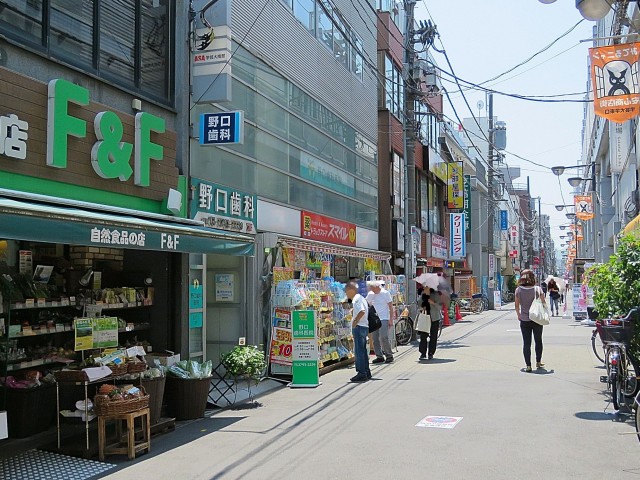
[[426, 288, 442, 359], [547, 278, 560, 316], [514, 269, 546, 372], [345, 281, 371, 382], [366, 280, 394, 364], [416, 290, 438, 360]]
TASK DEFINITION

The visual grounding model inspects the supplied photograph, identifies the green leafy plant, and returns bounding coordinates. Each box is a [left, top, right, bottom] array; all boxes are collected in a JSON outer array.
[[585, 234, 640, 353], [221, 346, 266, 383]]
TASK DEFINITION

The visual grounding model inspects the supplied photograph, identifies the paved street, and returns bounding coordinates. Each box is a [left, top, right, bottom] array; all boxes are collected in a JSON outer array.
[[102, 305, 640, 480]]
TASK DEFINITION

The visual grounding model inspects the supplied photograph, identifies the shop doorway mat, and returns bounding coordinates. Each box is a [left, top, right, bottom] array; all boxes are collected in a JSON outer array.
[[0, 449, 115, 480]]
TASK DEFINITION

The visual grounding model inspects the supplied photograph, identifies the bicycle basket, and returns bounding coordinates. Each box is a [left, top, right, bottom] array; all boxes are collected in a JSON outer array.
[[600, 322, 634, 344]]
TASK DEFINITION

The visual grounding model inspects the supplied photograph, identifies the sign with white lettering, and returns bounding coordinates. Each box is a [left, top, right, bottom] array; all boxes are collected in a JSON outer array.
[[0, 114, 28, 159], [449, 213, 466, 258], [199, 111, 243, 145], [191, 179, 257, 234], [301, 211, 356, 247]]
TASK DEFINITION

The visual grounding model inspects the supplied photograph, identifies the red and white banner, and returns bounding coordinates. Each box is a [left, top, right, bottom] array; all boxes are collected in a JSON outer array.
[[575, 194, 594, 221], [301, 211, 356, 247]]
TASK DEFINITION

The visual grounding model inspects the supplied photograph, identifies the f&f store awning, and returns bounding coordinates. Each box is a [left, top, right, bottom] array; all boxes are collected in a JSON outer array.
[[0, 197, 254, 256]]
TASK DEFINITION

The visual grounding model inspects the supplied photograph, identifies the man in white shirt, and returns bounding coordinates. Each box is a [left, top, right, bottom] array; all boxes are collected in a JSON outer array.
[[366, 281, 394, 364], [346, 281, 371, 382]]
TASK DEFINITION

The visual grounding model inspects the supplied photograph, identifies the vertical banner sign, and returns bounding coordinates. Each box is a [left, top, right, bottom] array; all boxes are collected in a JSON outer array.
[[199, 112, 244, 145], [500, 210, 508, 230], [574, 194, 594, 220], [463, 174, 471, 232], [488, 253, 495, 276], [590, 42, 640, 123], [610, 122, 630, 173], [447, 161, 464, 209], [449, 213, 466, 258], [290, 310, 319, 388]]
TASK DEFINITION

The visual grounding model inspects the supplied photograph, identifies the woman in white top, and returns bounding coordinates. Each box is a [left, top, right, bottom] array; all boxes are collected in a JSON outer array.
[[514, 269, 545, 372]]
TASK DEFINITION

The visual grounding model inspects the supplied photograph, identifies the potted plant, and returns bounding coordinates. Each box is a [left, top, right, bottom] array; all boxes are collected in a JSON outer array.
[[585, 234, 640, 355], [220, 346, 266, 403]]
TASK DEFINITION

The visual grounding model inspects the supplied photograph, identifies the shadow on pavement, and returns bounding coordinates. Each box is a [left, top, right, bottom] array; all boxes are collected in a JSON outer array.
[[437, 343, 469, 350], [520, 368, 555, 375], [575, 411, 620, 421], [417, 358, 456, 364]]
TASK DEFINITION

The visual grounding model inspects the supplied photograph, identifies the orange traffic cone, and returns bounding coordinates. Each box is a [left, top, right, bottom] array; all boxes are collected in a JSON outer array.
[[443, 305, 451, 326], [455, 303, 463, 321]]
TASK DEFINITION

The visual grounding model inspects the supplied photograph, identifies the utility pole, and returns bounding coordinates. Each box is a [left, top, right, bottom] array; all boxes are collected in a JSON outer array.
[[403, 0, 417, 313], [487, 93, 495, 309], [537, 196, 542, 282]]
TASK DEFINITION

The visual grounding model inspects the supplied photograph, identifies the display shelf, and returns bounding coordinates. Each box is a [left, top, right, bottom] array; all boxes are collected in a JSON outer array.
[[8, 323, 150, 339], [4, 358, 71, 372], [10, 300, 77, 310], [81, 302, 152, 311]]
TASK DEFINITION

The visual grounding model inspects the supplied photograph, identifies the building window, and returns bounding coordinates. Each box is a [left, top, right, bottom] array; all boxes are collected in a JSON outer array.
[[383, 55, 402, 118], [0, 0, 174, 104], [317, 4, 333, 52], [293, 0, 314, 34], [333, 16, 348, 68], [392, 152, 404, 219]]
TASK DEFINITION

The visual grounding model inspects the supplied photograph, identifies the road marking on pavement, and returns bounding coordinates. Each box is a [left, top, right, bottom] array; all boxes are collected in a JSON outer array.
[[415, 416, 463, 429], [506, 329, 520, 332]]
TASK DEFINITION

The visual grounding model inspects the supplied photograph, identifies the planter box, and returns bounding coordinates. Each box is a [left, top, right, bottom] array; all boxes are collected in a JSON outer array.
[[164, 376, 212, 420]]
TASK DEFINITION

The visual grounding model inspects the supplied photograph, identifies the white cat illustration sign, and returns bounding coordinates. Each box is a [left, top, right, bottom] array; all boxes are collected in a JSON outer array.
[[590, 42, 640, 122]]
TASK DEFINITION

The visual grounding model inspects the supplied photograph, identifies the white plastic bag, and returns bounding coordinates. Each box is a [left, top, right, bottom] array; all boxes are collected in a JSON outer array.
[[529, 287, 550, 326], [415, 310, 432, 332]]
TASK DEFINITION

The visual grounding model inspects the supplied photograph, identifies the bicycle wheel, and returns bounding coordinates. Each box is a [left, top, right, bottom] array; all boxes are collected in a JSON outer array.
[[623, 353, 640, 398], [395, 317, 413, 346], [591, 331, 605, 364], [611, 372, 622, 410], [635, 398, 640, 442], [482, 297, 489, 310]]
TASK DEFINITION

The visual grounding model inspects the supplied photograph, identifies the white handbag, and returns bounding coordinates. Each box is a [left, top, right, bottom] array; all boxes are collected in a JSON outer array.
[[529, 287, 550, 326], [415, 310, 432, 333]]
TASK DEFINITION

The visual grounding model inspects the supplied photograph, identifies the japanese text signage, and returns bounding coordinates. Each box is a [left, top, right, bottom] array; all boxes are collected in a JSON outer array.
[[590, 42, 640, 122], [291, 310, 319, 387], [301, 211, 356, 247], [500, 210, 508, 230], [191, 178, 256, 234], [610, 121, 629, 173], [463, 174, 471, 232], [510, 224, 519, 245], [199, 111, 243, 145], [447, 161, 464, 209], [575, 194, 594, 221], [0, 114, 28, 160], [48, 79, 165, 187], [431, 233, 448, 259], [489, 253, 495, 275], [449, 213, 466, 258]]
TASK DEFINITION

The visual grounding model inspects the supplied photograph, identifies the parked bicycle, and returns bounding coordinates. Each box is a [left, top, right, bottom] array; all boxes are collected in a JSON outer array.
[[394, 305, 413, 346], [475, 293, 489, 311], [503, 291, 515, 303], [453, 294, 484, 314], [598, 308, 640, 410]]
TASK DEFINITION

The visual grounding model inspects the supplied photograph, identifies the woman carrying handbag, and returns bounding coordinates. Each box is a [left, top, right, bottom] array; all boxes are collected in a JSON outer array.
[[514, 269, 547, 372]]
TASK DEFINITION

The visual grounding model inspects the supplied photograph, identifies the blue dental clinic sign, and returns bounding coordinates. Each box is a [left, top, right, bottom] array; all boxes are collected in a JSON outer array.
[[500, 210, 508, 230], [199, 111, 244, 145]]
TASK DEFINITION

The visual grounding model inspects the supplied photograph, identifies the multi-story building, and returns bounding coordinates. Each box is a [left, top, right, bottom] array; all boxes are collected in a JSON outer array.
[[189, 0, 385, 363]]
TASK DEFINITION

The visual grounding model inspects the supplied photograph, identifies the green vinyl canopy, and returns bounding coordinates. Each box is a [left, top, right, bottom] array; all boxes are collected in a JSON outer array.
[[0, 197, 254, 256]]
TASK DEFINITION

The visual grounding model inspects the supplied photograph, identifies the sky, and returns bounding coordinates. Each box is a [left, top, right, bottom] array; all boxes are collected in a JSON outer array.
[[416, 0, 595, 264]]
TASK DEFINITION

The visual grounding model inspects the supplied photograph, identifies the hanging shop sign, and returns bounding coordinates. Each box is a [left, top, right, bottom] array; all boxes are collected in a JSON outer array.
[[449, 213, 466, 258], [447, 161, 464, 209], [0, 70, 183, 217], [199, 111, 243, 145], [429, 147, 448, 183], [191, 0, 232, 104], [500, 210, 508, 230], [290, 310, 319, 388], [590, 42, 640, 123], [463, 174, 471, 232], [610, 122, 630, 173], [430, 233, 448, 259], [488, 253, 495, 275], [510, 224, 519, 245], [191, 178, 257, 234], [301, 211, 356, 247]]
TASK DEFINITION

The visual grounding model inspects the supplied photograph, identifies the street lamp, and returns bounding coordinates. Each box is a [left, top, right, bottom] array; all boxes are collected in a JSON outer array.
[[555, 204, 573, 212], [567, 177, 591, 188], [566, 212, 576, 220], [539, 0, 613, 21]]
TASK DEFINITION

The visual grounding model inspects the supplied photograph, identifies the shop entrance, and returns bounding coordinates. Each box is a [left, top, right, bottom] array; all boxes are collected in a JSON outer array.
[[205, 254, 247, 363]]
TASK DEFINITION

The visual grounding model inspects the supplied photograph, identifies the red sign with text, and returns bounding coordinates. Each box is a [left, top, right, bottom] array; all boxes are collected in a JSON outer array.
[[301, 211, 356, 246]]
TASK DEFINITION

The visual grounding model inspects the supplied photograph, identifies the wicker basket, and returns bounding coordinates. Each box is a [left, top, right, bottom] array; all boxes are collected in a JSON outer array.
[[106, 364, 128, 378], [127, 362, 147, 374], [94, 387, 149, 416], [54, 370, 90, 383]]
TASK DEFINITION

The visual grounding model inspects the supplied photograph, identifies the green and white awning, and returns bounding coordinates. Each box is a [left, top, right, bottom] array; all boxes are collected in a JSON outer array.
[[0, 197, 254, 256]]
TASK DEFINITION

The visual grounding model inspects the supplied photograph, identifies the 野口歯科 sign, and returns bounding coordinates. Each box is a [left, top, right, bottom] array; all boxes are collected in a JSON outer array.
[[191, 179, 257, 234], [290, 310, 319, 388], [199, 111, 243, 145]]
